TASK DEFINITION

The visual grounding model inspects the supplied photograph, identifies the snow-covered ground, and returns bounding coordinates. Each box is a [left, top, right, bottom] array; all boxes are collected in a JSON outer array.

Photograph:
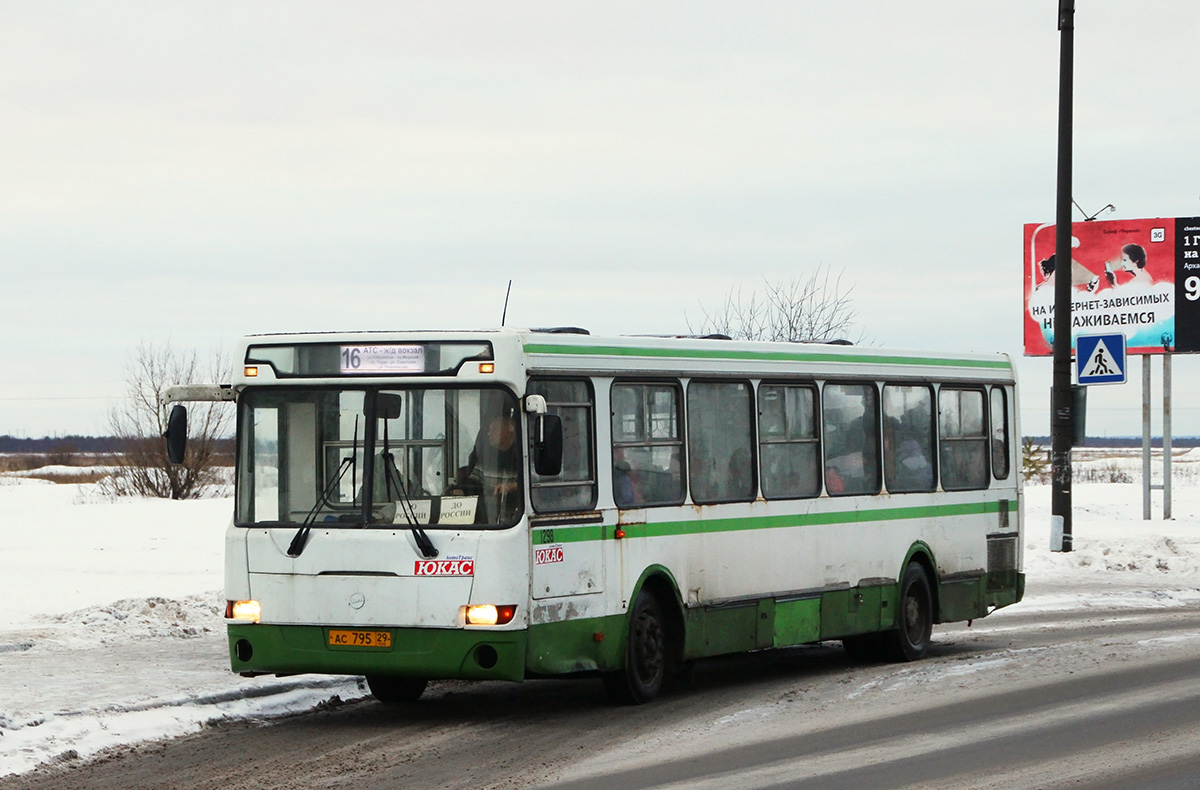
[[0, 477, 369, 777], [3, 455, 1200, 778]]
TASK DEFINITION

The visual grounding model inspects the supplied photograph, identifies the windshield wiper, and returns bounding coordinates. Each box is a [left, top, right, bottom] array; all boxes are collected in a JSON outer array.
[[288, 456, 353, 557], [381, 421, 439, 559], [288, 418, 360, 558]]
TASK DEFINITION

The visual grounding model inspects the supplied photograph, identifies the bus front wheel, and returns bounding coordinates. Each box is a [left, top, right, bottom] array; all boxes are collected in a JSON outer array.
[[603, 588, 667, 704], [887, 562, 933, 662], [366, 675, 428, 704]]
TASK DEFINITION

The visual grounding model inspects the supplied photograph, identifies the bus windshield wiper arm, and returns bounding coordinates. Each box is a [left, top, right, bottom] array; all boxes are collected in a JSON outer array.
[[411, 523, 438, 558], [381, 422, 439, 559], [381, 452, 439, 558], [288, 455, 355, 558]]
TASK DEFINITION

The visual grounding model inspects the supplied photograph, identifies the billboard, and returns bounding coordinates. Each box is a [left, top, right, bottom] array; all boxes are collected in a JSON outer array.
[[1024, 216, 1200, 355]]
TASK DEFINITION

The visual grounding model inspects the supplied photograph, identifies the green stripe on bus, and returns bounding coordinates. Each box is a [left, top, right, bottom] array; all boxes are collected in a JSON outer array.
[[524, 343, 1011, 370], [533, 500, 1015, 544]]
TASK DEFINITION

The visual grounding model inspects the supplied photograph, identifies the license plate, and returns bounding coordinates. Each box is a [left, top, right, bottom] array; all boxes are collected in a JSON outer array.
[[328, 629, 393, 648]]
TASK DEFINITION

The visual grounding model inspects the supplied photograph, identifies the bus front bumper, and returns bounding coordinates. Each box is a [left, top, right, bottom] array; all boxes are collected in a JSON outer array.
[[227, 623, 527, 682]]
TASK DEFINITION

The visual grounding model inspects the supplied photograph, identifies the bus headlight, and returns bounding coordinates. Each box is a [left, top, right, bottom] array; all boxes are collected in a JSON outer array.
[[463, 604, 516, 626], [226, 600, 262, 622]]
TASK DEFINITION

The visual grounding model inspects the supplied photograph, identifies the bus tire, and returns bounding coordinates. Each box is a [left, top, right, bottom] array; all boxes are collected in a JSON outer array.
[[886, 562, 933, 662], [366, 675, 428, 704], [603, 588, 667, 705]]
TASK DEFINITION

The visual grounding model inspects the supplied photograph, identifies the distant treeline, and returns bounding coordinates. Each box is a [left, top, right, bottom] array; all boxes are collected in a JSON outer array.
[[0, 435, 234, 454], [0, 435, 127, 453], [1025, 436, 1200, 448]]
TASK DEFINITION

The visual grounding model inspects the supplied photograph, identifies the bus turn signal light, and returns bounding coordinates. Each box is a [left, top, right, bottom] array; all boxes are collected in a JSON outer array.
[[226, 600, 262, 622], [244, 366, 259, 377], [478, 363, 495, 374], [464, 604, 516, 626]]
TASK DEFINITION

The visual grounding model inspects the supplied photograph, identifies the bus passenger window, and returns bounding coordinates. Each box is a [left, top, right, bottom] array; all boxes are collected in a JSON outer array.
[[882, 385, 935, 493], [939, 388, 989, 490], [528, 379, 597, 512], [758, 384, 820, 499], [688, 381, 754, 504], [611, 383, 685, 507], [822, 383, 880, 496], [990, 387, 1010, 480]]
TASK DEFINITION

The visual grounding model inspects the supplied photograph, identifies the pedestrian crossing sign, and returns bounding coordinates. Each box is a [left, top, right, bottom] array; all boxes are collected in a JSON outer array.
[[1076, 333, 1127, 385]]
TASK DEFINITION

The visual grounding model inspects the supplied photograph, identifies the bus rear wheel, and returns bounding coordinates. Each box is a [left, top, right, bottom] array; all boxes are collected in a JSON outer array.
[[603, 588, 667, 705], [366, 675, 428, 704], [885, 562, 933, 662]]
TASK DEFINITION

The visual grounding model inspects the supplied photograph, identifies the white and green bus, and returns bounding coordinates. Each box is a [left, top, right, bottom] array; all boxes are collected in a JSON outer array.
[[167, 328, 1023, 704]]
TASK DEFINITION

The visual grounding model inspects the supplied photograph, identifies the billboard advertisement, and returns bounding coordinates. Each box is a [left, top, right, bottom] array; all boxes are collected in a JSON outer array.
[[1023, 216, 1200, 355]]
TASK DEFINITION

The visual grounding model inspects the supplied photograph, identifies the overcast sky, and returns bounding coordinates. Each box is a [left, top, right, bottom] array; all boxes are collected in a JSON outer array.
[[3, 1, 1198, 438]]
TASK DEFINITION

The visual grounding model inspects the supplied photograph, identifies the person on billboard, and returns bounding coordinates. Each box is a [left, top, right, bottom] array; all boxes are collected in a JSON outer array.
[[1035, 253, 1101, 293], [1104, 243, 1153, 287]]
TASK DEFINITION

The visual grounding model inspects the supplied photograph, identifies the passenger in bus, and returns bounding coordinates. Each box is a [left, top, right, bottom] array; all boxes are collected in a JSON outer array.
[[824, 418, 868, 495], [455, 415, 521, 522], [883, 418, 934, 492], [613, 448, 642, 507], [824, 464, 844, 494], [725, 447, 753, 500]]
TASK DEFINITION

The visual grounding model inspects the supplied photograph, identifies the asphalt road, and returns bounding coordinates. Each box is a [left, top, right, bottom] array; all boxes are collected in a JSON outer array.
[[4, 600, 1200, 790]]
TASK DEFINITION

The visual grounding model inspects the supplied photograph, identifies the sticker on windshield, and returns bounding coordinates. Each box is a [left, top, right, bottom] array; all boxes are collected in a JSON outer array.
[[395, 496, 477, 525]]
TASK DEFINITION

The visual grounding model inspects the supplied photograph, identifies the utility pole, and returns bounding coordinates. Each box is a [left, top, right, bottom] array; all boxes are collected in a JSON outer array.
[[1051, 0, 1074, 551]]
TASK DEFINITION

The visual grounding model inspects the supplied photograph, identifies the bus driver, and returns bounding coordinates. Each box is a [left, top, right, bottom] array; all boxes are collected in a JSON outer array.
[[455, 415, 521, 523]]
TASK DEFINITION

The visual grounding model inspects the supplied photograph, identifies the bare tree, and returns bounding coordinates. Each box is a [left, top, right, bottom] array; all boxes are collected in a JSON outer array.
[[101, 342, 233, 500], [688, 265, 866, 344]]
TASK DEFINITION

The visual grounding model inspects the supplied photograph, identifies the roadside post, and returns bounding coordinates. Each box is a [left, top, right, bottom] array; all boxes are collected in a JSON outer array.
[[1050, 0, 1075, 552], [1051, 333, 1126, 551]]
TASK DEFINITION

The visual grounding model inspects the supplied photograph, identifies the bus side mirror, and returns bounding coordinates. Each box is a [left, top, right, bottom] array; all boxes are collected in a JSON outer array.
[[166, 404, 188, 464], [532, 414, 563, 477]]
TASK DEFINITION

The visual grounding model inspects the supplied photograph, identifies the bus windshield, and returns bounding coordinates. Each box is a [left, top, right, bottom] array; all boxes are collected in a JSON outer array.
[[236, 386, 522, 529]]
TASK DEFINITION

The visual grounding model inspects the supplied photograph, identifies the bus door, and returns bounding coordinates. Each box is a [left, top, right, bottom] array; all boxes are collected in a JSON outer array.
[[527, 379, 604, 601]]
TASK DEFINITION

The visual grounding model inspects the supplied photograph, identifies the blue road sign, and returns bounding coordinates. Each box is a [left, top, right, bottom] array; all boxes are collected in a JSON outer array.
[[1076, 333, 1127, 385]]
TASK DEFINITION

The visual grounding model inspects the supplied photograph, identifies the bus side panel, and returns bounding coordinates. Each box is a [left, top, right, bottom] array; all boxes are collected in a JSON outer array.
[[528, 602, 624, 672], [684, 603, 759, 658], [525, 614, 626, 675], [773, 597, 821, 647], [936, 576, 986, 623], [819, 586, 883, 640], [987, 572, 1024, 609]]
